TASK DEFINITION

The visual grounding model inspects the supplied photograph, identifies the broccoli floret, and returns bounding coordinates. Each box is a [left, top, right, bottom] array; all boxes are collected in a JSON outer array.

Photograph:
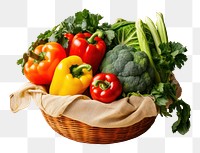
[[100, 44, 155, 94]]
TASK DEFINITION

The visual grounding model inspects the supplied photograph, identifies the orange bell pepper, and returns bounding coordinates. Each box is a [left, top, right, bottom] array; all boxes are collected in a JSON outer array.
[[24, 42, 66, 85]]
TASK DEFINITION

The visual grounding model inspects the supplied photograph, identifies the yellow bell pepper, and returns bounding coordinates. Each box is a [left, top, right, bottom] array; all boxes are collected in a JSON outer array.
[[49, 55, 93, 96]]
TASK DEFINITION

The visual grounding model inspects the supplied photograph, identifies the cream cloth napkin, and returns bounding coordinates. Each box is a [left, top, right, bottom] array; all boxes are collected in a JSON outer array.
[[10, 82, 158, 128]]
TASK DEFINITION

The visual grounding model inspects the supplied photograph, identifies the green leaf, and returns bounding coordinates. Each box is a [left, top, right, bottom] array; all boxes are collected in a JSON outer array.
[[74, 9, 103, 34], [151, 82, 191, 135], [17, 9, 115, 74], [104, 30, 115, 46], [160, 106, 172, 117], [159, 41, 188, 71], [17, 58, 23, 65], [170, 42, 188, 69], [90, 13, 103, 27], [17, 53, 29, 74], [61, 37, 69, 49], [156, 97, 168, 106], [151, 83, 169, 106], [171, 99, 191, 134], [154, 41, 188, 82], [48, 33, 58, 42]]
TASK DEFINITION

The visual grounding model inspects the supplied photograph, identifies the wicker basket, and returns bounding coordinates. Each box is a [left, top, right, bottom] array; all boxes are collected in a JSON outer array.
[[41, 110, 156, 144]]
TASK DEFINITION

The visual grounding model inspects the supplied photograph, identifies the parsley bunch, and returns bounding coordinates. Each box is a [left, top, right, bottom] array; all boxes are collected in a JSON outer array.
[[17, 9, 115, 73], [33, 9, 114, 49], [136, 12, 191, 135]]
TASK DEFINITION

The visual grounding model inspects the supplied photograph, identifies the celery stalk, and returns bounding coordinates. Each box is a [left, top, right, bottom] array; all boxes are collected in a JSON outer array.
[[156, 12, 168, 44], [145, 17, 162, 55], [136, 19, 161, 83]]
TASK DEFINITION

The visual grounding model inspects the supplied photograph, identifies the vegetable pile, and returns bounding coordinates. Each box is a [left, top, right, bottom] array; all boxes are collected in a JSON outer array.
[[17, 9, 190, 135]]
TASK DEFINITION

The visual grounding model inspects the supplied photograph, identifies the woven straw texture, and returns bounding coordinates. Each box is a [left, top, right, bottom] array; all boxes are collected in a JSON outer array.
[[41, 110, 156, 144]]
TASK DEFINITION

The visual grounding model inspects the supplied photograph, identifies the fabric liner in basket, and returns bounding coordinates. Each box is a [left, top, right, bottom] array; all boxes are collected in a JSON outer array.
[[10, 83, 157, 128], [10, 74, 181, 143]]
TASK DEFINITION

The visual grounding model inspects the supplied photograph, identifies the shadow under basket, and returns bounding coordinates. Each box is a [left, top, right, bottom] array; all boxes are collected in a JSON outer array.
[[41, 110, 156, 144]]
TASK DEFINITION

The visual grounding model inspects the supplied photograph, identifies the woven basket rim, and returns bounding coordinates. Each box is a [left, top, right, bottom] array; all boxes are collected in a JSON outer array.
[[41, 110, 157, 144]]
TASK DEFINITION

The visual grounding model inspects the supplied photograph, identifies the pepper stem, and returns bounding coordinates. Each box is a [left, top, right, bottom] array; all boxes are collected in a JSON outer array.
[[72, 64, 92, 78], [27, 51, 45, 62], [93, 80, 111, 90], [87, 29, 104, 44]]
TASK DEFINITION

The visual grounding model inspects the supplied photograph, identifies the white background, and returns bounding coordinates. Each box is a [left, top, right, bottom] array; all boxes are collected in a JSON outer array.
[[0, 0, 199, 153]]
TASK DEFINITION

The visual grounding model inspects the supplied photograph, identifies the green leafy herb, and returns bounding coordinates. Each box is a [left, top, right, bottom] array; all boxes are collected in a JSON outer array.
[[153, 41, 188, 83], [151, 82, 191, 135], [170, 99, 191, 134], [17, 9, 115, 73], [159, 42, 188, 70], [135, 12, 191, 135], [35, 9, 114, 47]]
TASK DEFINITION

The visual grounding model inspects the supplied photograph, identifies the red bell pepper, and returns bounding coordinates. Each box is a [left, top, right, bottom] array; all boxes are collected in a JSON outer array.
[[64, 33, 74, 56], [24, 42, 66, 85], [69, 30, 106, 74], [90, 73, 122, 103]]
